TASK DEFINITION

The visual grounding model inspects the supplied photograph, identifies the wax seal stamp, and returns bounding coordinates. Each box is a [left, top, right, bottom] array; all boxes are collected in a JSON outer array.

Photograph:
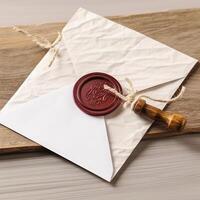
[[73, 72, 186, 130], [73, 72, 122, 116]]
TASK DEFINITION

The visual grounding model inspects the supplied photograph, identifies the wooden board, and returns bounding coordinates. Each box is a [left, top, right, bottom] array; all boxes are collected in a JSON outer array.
[[0, 9, 200, 153]]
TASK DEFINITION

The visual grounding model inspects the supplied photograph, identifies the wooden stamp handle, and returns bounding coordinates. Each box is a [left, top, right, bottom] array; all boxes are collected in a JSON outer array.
[[133, 99, 187, 131]]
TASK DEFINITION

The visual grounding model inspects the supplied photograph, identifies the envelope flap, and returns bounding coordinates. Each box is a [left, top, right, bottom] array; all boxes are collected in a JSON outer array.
[[0, 85, 114, 181], [62, 8, 197, 91]]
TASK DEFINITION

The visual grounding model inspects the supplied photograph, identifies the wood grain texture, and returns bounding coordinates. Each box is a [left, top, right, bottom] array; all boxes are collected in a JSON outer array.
[[0, 9, 200, 153], [133, 99, 187, 131]]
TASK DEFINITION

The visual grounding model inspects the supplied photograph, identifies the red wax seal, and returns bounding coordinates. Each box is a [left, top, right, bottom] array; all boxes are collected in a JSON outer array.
[[73, 72, 122, 116]]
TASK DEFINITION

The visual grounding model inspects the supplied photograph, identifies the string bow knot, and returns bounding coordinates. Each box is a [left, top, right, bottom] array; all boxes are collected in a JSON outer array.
[[104, 78, 185, 110], [13, 26, 62, 67]]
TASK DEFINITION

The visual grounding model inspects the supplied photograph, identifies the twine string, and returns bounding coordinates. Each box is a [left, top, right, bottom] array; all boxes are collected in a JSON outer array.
[[104, 78, 185, 110], [13, 26, 62, 67]]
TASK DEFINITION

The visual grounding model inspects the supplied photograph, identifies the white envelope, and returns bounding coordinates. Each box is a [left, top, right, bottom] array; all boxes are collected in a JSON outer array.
[[0, 8, 197, 181]]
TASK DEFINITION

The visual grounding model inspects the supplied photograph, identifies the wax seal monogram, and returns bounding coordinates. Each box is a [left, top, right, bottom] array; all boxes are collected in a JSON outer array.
[[73, 72, 122, 116], [85, 80, 111, 106]]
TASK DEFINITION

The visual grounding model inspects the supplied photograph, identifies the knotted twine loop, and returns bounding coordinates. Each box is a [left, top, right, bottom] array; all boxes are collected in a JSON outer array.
[[104, 78, 185, 110], [13, 26, 62, 67]]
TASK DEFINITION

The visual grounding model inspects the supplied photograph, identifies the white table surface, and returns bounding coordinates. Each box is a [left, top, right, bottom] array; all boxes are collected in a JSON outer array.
[[0, 0, 200, 26], [0, 1, 200, 199]]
